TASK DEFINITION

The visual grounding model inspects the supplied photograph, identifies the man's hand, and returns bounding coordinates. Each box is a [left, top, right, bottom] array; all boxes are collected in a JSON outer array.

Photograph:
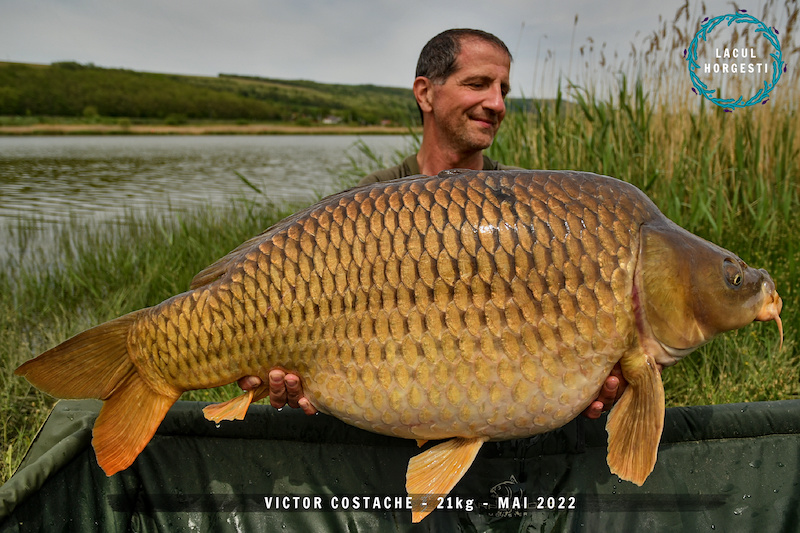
[[242, 363, 632, 419], [237, 370, 317, 415], [581, 363, 626, 419]]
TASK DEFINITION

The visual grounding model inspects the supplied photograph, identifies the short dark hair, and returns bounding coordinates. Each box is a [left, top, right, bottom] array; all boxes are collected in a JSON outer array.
[[416, 28, 512, 84]]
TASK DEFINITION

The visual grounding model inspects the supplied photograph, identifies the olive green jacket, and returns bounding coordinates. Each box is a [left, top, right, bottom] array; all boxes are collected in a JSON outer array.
[[357, 154, 520, 186]]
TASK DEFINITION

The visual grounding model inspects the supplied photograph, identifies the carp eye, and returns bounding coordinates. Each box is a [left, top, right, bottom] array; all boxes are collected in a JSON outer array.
[[723, 258, 743, 288]]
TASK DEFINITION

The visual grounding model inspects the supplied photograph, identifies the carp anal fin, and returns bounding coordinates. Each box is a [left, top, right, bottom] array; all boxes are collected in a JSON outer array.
[[406, 436, 487, 523], [15, 310, 181, 476], [202, 380, 270, 423], [93, 371, 180, 476], [605, 352, 665, 485]]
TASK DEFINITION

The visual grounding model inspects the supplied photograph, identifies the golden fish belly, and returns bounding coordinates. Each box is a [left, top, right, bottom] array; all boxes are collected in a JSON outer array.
[[304, 344, 623, 441], [130, 170, 654, 441]]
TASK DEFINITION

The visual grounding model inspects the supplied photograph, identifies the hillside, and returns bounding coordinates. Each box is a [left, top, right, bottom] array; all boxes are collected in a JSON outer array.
[[0, 61, 420, 126]]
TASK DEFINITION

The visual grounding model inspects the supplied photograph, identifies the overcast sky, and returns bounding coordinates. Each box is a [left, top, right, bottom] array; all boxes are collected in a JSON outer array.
[[1, 0, 794, 98]]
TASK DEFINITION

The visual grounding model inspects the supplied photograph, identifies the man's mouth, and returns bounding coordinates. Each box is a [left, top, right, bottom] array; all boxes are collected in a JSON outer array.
[[471, 116, 497, 129]]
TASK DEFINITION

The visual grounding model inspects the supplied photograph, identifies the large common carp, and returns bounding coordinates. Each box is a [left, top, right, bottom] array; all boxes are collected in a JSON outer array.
[[17, 170, 782, 522]]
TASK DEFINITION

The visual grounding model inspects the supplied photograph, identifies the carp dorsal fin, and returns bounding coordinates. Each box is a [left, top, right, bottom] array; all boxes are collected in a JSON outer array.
[[605, 351, 665, 485], [406, 437, 487, 523], [190, 258, 234, 289], [190, 239, 259, 289]]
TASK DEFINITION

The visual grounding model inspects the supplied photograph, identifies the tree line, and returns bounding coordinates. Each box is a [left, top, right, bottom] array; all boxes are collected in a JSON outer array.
[[0, 61, 419, 125]]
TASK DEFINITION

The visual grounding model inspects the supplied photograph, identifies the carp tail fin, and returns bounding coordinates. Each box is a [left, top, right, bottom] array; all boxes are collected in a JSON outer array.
[[15, 311, 181, 476], [406, 437, 486, 523], [606, 352, 665, 485], [15, 312, 142, 399]]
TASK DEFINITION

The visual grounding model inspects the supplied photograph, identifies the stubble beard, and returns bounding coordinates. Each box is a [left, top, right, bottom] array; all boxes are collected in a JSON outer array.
[[450, 114, 498, 155]]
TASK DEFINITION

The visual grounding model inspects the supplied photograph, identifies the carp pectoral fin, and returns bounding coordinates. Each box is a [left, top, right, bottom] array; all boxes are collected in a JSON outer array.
[[93, 371, 180, 476], [605, 352, 665, 485], [415, 439, 428, 448], [202, 389, 256, 423], [406, 437, 487, 523]]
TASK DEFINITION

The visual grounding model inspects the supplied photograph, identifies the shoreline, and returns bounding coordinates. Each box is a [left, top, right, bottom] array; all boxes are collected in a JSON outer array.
[[0, 123, 418, 136]]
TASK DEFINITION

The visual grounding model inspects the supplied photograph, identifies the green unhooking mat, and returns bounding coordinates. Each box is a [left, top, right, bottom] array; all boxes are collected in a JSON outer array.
[[1, 399, 799, 532]]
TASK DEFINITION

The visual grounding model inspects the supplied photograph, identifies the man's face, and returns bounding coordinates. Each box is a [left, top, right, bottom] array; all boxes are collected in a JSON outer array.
[[425, 38, 511, 154]]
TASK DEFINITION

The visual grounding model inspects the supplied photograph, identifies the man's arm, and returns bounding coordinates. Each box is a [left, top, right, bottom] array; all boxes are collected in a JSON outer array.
[[239, 364, 628, 418]]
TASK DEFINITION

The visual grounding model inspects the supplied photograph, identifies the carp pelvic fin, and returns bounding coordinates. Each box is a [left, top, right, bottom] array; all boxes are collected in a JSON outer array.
[[202, 390, 254, 423], [406, 437, 487, 523], [605, 352, 665, 485], [14, 310, 181, 476], [202, 380, 270, 423]]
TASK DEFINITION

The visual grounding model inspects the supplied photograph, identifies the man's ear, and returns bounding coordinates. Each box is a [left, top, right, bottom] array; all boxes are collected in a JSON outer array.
[[413, 76, 434, 113]]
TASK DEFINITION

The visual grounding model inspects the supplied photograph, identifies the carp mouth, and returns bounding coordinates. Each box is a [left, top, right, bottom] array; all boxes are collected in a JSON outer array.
[[755, 287, 784, 349], [639, 278, 786, 358]]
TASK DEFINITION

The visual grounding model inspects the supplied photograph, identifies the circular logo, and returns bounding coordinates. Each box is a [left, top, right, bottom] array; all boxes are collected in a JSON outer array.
[[685, 10, 785, 111]]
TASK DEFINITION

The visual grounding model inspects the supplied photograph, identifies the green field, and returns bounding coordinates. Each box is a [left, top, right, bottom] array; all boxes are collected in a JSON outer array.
[[1, 1, 798, 484]]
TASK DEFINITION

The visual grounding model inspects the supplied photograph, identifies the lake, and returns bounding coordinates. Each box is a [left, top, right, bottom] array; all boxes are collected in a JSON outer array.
[[0, 135, 412, 258]]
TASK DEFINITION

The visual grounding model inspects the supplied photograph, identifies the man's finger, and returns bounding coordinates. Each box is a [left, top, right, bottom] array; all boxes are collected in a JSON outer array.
[[582, 400, 605, 420], [284, 374, 318, 414], [238, 375, 262, 391], [268, 369, 288, 409], [598, 375, 620, 411], [298, 398, 318, 416], [284, 374, 302, 408]]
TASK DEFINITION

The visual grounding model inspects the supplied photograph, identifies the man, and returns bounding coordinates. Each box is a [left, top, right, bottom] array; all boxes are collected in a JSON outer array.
[[358, 28, 518, 184], [240, 28, 625, 419]]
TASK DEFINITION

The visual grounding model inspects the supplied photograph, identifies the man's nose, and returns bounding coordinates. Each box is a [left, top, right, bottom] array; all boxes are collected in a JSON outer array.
[[484, 84, 506, 115]]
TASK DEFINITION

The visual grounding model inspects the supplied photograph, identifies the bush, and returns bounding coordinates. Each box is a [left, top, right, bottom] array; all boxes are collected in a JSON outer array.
[[164, 113, 188, 125]]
